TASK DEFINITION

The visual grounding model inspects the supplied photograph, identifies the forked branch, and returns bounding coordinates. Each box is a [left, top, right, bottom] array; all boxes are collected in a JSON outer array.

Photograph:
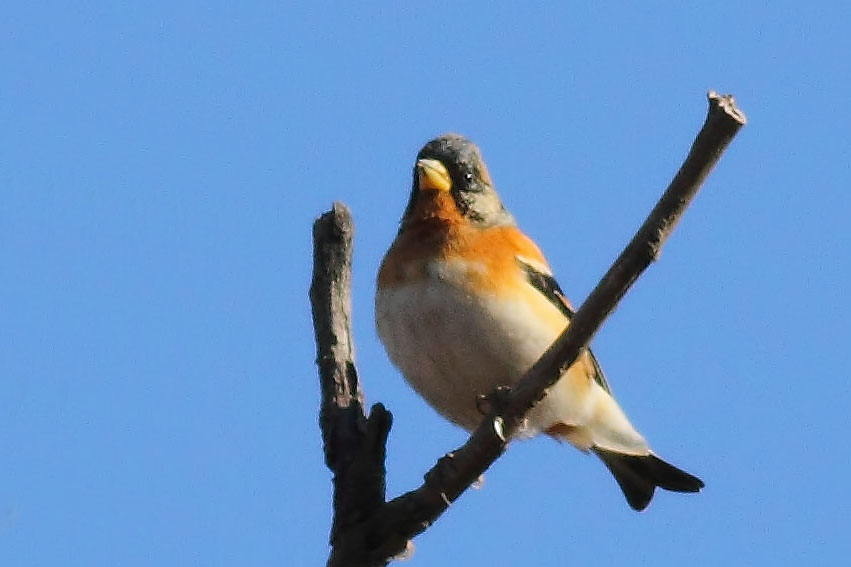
[[311, 92, 746, 567]]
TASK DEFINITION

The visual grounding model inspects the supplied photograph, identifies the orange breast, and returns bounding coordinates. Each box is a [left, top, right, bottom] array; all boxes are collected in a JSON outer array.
[[379, 190, 552, 295], [378, 204, 547, 292]]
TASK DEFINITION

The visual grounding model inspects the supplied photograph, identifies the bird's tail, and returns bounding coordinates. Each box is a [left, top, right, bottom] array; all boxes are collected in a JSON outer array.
[[592, 448, 704, 511]]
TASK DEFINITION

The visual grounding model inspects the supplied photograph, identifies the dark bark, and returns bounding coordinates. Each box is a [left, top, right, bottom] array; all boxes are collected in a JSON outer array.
[[310, 204, 391, 549], [311, 92, 746, 567]]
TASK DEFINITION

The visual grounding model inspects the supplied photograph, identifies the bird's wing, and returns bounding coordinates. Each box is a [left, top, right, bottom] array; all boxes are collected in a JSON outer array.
[[516, 258, 613, 395]]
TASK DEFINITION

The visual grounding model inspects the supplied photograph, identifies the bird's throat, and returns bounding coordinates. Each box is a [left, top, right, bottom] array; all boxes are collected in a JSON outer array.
[[405, 190, 463, 227]]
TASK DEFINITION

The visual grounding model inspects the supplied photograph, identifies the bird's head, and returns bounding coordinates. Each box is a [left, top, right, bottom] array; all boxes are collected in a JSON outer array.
[[400, 134, 515, 230]]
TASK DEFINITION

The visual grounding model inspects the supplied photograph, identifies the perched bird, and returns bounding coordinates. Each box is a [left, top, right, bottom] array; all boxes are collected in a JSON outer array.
[[375, 134, 704, 511]]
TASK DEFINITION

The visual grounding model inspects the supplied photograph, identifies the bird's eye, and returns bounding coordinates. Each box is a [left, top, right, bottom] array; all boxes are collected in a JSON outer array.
[[464, 172, 474, 182]]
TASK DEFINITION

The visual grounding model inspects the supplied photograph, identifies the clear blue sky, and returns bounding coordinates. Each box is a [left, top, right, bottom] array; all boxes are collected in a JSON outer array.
[[3, 3, 850, 566]]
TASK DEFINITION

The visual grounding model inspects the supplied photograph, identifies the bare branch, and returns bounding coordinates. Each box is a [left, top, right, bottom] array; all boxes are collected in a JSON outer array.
[[311, 93, 746, 567], [310, 203, 392, 556]]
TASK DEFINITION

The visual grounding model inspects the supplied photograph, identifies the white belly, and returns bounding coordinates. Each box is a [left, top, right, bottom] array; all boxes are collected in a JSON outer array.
[[375, 278, 562, 431]]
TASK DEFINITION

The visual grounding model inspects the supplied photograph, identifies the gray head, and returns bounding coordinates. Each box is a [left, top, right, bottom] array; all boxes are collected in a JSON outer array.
[[401, 133, 515, 228]]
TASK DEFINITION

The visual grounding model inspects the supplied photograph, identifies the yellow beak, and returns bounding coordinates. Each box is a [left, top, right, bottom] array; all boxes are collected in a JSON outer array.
[[416, 158, 452, 192]]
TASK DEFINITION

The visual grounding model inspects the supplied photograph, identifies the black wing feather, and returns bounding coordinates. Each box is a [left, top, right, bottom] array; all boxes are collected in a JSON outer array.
[[517, 259, 612, 394]]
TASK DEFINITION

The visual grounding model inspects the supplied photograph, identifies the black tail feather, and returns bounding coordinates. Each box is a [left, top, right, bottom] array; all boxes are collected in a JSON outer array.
[[593, 448, 704, 511]]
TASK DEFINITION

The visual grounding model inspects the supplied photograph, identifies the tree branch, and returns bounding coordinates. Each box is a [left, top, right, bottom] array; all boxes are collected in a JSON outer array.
[[311, 92, 746, 566], [310, 204, 392, 551]]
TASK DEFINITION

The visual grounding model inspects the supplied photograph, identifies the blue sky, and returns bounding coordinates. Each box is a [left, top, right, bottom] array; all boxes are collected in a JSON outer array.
[[3, 2, 850, 565]]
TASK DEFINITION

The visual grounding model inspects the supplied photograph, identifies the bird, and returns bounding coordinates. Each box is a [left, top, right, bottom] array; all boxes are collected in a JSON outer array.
[[375, 133, 704, 511]]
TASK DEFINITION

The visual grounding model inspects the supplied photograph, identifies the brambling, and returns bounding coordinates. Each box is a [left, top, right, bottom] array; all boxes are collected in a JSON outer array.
[[375, 134, 704, 511]]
